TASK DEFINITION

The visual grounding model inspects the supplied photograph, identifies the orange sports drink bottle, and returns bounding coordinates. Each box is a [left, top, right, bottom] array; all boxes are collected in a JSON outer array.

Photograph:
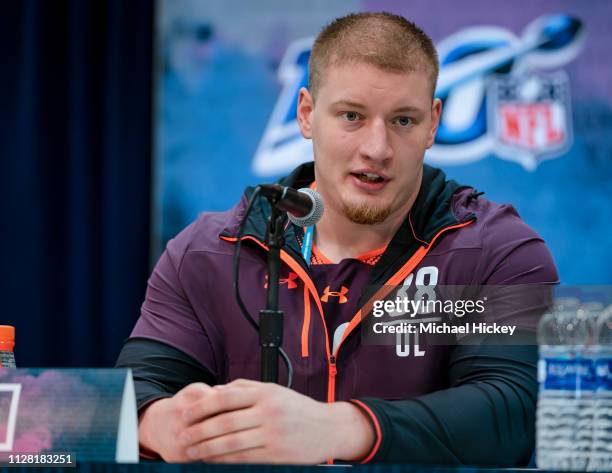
[[0, 326, 16, 368]]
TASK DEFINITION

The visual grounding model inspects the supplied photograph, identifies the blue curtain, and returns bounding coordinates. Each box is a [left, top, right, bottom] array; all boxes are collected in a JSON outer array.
[[0, 0, 153, 367]]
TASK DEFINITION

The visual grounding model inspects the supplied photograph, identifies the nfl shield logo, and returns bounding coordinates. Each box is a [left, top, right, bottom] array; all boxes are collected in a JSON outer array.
[[487, 72, 572, 171]]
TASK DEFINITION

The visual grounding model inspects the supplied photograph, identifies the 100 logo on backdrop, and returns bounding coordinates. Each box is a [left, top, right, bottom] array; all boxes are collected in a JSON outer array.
[[252, 14, 585, 176]]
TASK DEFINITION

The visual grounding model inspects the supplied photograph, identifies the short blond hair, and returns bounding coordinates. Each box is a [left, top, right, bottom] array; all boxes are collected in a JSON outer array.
[[308, 12, 439, 100]]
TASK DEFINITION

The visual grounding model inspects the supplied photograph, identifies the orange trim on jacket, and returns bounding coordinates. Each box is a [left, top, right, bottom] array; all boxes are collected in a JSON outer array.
[[349, 399, 383, 463]]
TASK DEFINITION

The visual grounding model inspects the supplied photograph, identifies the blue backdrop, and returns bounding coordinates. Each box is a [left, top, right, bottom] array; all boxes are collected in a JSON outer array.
[[155, 0, 612, 284]]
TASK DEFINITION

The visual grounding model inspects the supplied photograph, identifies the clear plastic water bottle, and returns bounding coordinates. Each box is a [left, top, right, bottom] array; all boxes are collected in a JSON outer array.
[[0, 325, 16, 368], [537, 303, 575, 470], [591, 305, 612, 472], [536, 302, 571, 470], [571, 303, 602, 471]]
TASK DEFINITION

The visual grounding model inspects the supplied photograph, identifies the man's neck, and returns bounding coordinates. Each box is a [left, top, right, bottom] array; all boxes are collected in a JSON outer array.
[[313, 204, 409, 264]]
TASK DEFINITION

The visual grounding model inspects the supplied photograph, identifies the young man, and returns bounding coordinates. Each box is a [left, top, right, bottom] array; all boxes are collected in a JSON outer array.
[[117, 12, 558, 465]]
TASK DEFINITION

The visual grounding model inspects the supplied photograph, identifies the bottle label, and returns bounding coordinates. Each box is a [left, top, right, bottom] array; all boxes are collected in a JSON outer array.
[[595, 358, 612, 390], [0, 351, 16, 368], [543, 357, 596, 391]]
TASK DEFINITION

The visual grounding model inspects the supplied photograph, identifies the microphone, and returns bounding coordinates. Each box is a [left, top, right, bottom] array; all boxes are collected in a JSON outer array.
[[259, 184, 324, 227]]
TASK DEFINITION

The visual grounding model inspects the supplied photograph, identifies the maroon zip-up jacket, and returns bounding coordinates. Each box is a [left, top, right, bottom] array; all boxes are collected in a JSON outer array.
[[117, 163, 558, 465]]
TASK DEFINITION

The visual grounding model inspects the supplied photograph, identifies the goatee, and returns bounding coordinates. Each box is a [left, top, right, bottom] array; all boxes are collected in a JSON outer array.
[[342, 202, 391, 225]]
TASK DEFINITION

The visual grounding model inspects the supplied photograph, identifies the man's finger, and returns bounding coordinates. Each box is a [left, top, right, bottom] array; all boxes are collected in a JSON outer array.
[[177, 382, 213, 402], [224, 378, 261, 389], [185, 427, 264, 460], [179, 408, 261, 446], [183, 387, 258, 424]]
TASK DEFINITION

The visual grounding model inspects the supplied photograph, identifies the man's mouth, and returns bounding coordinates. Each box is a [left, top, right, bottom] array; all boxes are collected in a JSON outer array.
[[350, 172, 386, 184]]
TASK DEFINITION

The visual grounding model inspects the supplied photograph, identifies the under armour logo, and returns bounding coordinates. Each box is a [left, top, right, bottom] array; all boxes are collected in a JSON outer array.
[[264, 272, 298, 289], [321, 286, 349, 304]]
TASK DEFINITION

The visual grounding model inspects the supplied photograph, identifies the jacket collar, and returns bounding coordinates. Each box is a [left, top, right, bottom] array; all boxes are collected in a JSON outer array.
[[220, 161, 474, 281]]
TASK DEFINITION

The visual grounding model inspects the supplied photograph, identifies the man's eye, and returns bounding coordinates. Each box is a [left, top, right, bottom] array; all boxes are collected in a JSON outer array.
[[342, 112, 360, 122], [394, 116, 412, 127]]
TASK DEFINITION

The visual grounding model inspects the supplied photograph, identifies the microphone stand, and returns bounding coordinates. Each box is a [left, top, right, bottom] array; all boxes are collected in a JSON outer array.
[[260, 204, 286, 383]]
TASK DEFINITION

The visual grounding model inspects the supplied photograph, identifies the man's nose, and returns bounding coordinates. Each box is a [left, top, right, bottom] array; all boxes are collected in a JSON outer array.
[[359, 117, 393, 163]]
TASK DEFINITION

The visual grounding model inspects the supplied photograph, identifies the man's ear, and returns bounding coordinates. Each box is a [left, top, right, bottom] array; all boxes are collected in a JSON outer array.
[[426, 98, 442, 149], [297, 87, 314, 139]]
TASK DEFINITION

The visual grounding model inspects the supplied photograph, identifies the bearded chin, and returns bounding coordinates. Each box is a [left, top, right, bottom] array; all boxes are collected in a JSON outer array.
[[342, 202, 392, 225]]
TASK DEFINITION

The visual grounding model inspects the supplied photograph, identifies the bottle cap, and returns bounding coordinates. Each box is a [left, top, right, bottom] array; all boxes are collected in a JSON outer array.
[[0, 326, 15, 351]]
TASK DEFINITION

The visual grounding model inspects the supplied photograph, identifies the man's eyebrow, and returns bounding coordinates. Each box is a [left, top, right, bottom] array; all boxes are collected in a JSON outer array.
[[330, 101, 426, 115], [330, 100, 367, 110], [393, 106, 426, 115]]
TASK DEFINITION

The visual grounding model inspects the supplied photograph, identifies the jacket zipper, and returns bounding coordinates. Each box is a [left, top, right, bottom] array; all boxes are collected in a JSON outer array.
[[328, 355, 337, 403]]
